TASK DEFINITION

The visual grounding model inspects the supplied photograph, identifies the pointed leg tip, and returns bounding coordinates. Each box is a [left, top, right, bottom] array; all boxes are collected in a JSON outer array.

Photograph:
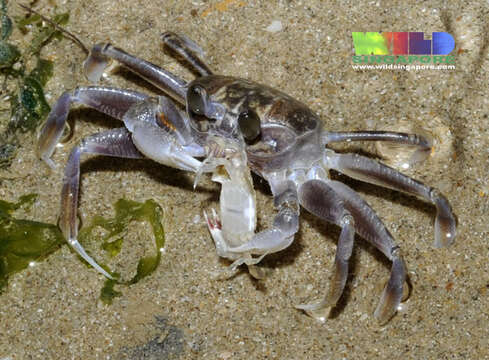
[[39, 156, 57, 171], [296, 287, 342, 314], [431, 190, 457, 247], [373, 289, 402, 324], [374, 314, 393, 326], [373, 254, 406, 325], [229, 258, 246, 271], [210, 266, 239, 281], [295, 299, 333, 312], [68, 238, 113, 279], [43, 157, 57, 170], [434, 216, 457, 248], [373, 303, 397, 325], [83, 52, 109, 83], [37, 147, 56, 169], [247, 265, 269, 280], [295, 302, 329, 322]]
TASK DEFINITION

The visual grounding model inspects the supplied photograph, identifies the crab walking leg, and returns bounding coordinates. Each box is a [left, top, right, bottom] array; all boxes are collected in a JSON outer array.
[[324, 151, 456, 248], [38, 86, 148, 169], [322, 130, 432, 165], [322, 130, 432, 149], [311, 179, 406, 324], [60, 128, 143, 278], [84, 44, 187, 103], [295, 179, 355, 315], [161, 32, 213, 76]]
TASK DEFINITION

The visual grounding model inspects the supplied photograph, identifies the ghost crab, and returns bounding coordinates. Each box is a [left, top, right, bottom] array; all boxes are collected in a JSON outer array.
[[37, 32, 456, 324]]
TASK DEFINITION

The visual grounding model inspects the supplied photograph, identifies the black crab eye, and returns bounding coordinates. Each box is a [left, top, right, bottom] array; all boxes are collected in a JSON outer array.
[[238, 110, 261, 144], [187, 85, 206, 116]]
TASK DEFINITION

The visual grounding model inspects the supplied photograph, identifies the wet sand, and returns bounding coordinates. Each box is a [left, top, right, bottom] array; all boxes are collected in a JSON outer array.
[[1, 0, 488, 359]]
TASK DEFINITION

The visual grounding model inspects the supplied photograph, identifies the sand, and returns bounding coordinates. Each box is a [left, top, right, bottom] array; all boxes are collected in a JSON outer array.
[[0, 0, 488, 359]]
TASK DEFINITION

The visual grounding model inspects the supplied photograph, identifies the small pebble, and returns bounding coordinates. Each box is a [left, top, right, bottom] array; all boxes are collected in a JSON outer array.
[[266, 20, 282, 33]]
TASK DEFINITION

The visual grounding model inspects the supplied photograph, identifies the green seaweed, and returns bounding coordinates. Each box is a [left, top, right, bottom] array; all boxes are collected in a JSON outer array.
[[23, 13, 69, 55], [0, 0, 18, 69], [0, 194, 64, 292], [0, 142, 16, 168], [0, 5, 165, 302], [29, 58, 54, 87], [0, 0, 11, 40], [0, 41, 19, 68], [9, 59, 53, 133], [100, 279, 122, 305], [0, 195, 165, 303], [79, 199, 165, 303], [0, 2, 69, 168]]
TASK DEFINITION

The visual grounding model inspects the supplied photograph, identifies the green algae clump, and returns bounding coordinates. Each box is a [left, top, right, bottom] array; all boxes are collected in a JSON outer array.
[[78, 199, 166, 304], [0, 2, 69, 168], [0, 196, 165, 304], [0, 194, 64, 292]]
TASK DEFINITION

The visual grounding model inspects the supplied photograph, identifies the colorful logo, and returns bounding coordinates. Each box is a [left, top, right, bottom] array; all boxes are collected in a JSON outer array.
[[352, 32, 455, 55]]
